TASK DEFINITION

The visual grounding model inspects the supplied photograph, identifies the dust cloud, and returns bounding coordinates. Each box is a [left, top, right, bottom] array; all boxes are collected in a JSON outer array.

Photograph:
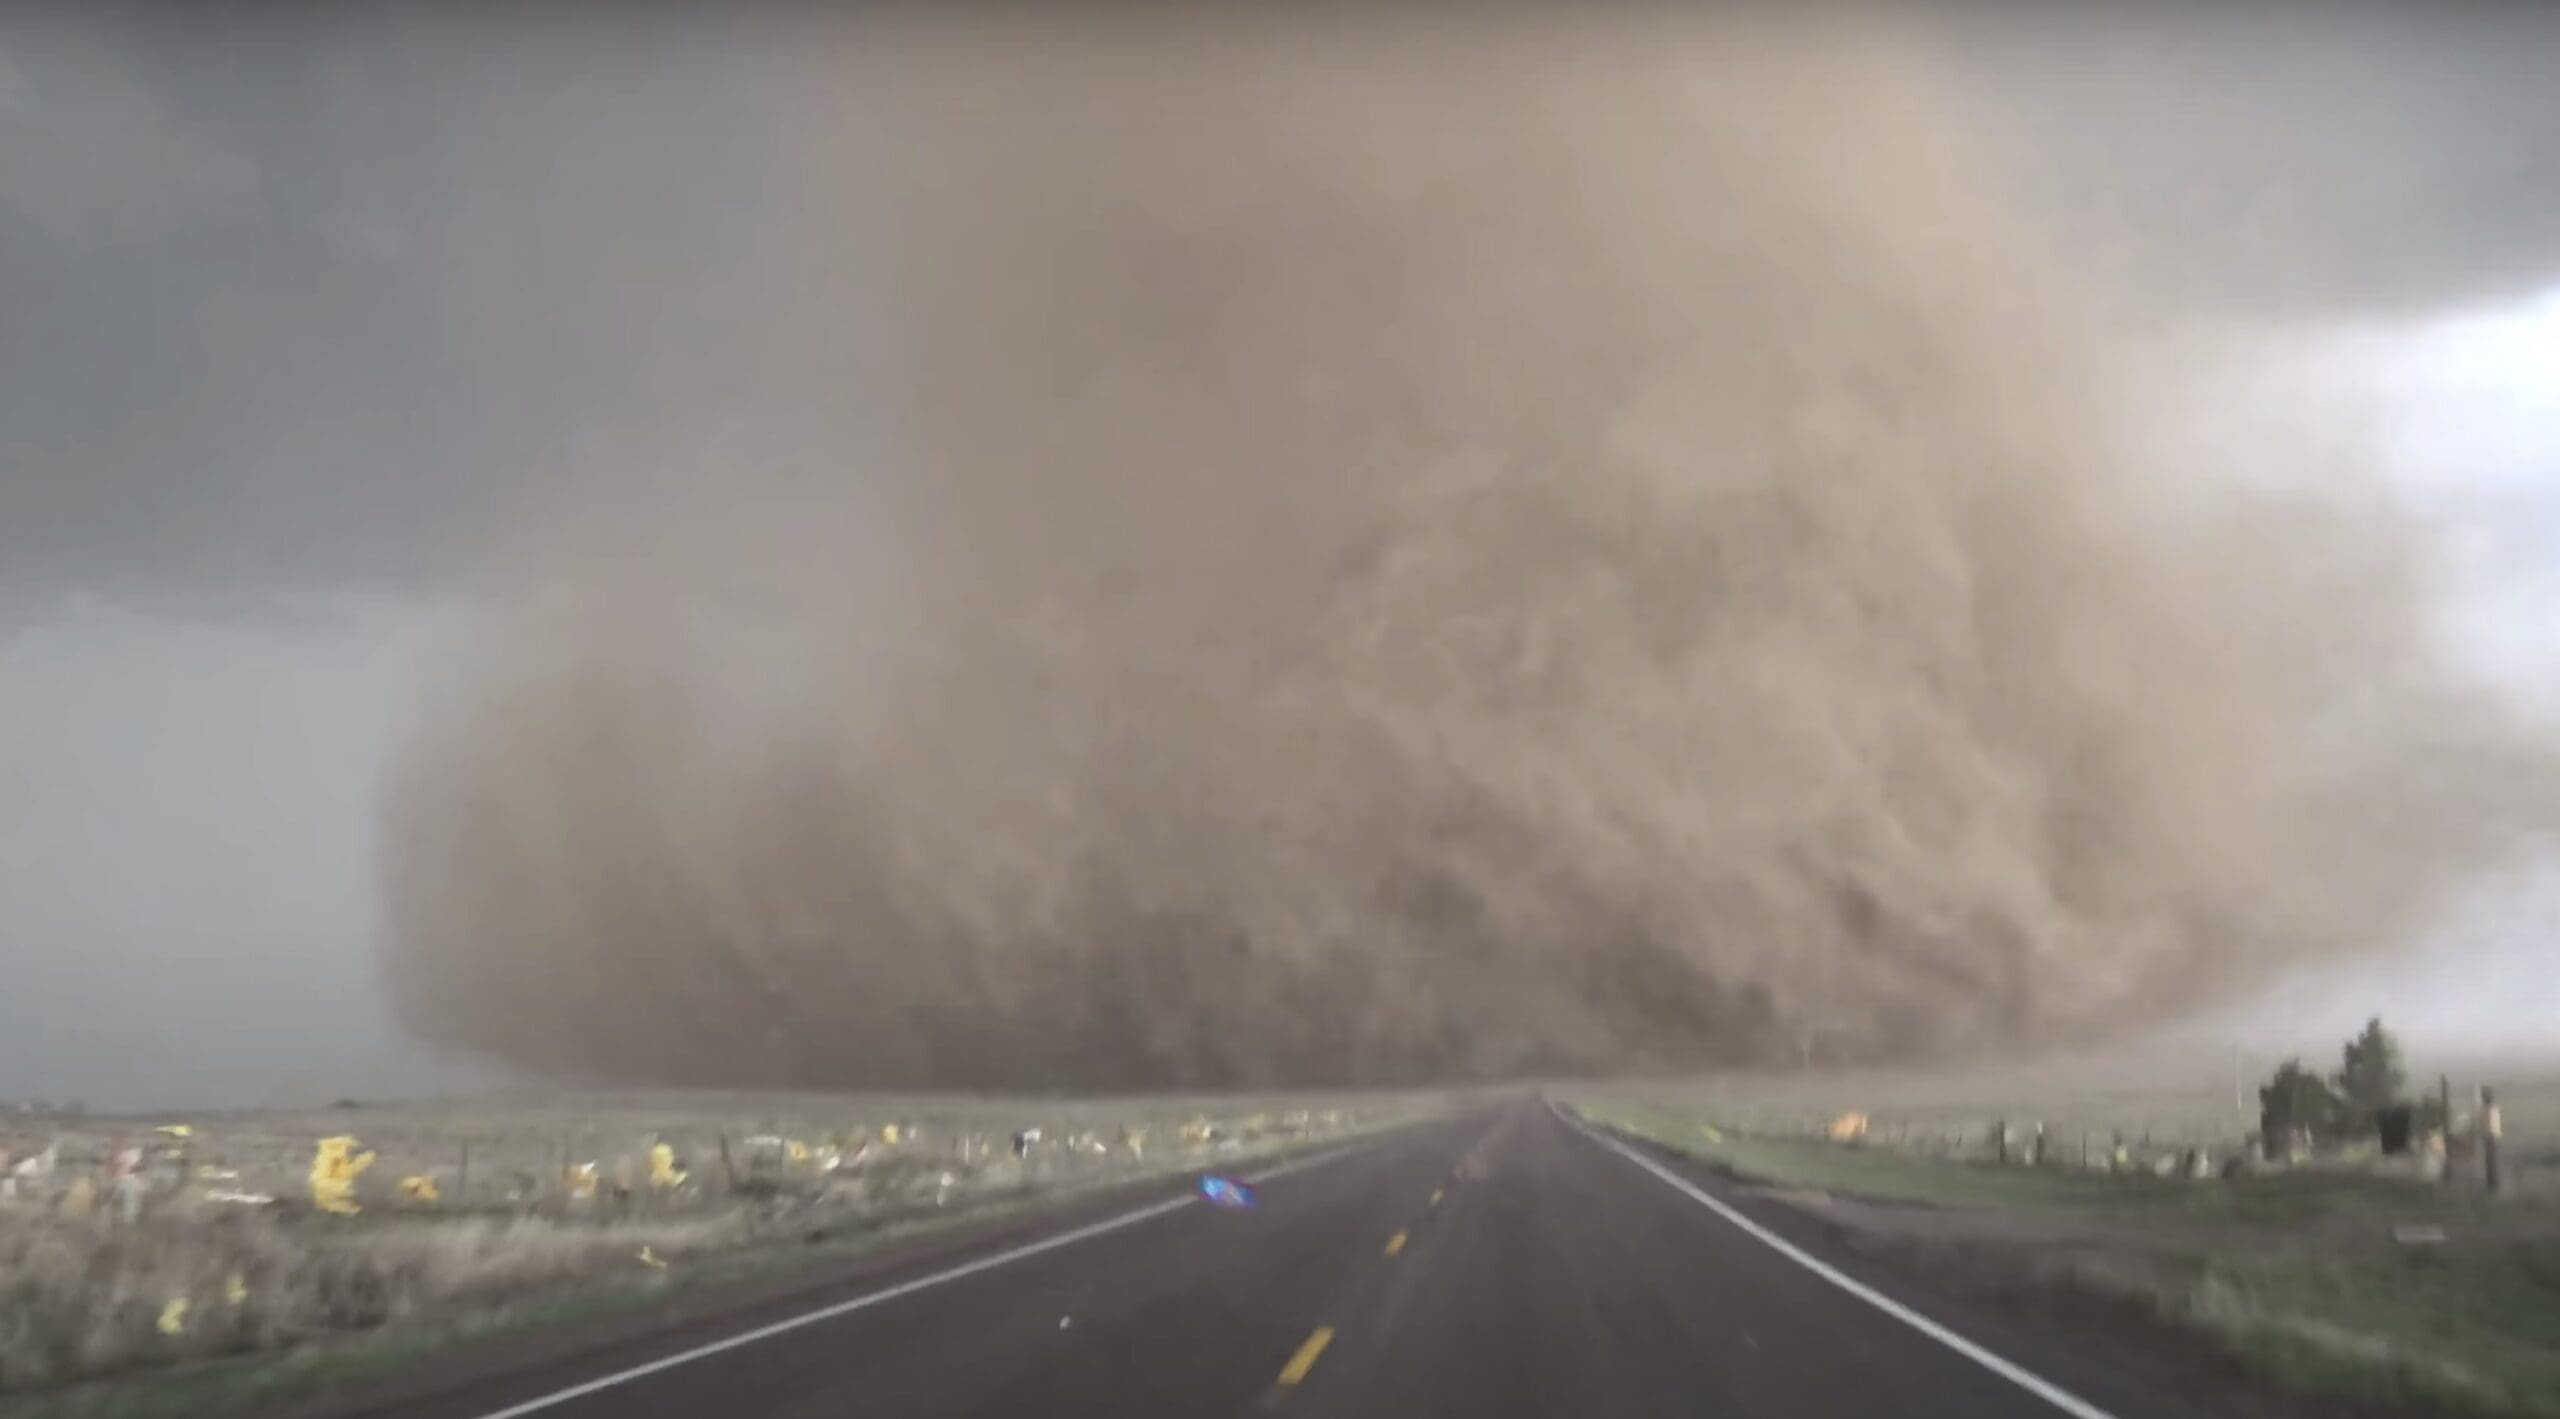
[[377, 11, 2558, 1090]]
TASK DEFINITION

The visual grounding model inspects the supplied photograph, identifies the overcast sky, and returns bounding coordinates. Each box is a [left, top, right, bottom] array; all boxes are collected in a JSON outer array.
[[3, 7, 2558, 1108]]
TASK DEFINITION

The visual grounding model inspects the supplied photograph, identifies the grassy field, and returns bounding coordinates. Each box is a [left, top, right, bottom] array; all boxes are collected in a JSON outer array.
[[1581, 1100, 2474, 1225], [1573, 1075, 2560, 1418], [1580, 1051, 2560, 1171], [0, 1088, 1452, 1411]]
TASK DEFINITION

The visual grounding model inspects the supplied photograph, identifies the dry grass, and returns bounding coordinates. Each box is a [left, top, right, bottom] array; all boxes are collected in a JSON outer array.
[[0, 1090, 1439, 1398], [0, 1207, 748, 1390]]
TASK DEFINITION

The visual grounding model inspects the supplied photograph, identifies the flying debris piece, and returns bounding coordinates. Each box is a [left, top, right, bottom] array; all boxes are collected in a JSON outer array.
[[1197, 1174, 1257, 1210]]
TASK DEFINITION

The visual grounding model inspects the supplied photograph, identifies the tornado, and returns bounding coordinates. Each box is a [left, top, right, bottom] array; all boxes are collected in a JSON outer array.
[[377, 9, 2557, 1089]]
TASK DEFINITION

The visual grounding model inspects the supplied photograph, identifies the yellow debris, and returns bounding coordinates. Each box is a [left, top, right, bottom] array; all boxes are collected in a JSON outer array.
[[785, 1139, 813, 1166], [1700, 1124, 1724, 1144], [157, 1298, 189, 1336], [649, 1143, 687, 1190], [224, 1273, 249, 1307], [310, 1137, 376, 1215], [155, 1124, 193, 1139], [564, 1162, 599, 1200], [882, 1123, 901, 1145], [62, 1177, 95, 1215], [1827, 1112, 1870, 1143], [637, 1246, 668, 1270], [399, 1175, 441, 1204]]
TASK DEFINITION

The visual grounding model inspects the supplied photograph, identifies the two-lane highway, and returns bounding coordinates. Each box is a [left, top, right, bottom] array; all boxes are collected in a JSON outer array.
[[358, 1101, 2209, 1419]]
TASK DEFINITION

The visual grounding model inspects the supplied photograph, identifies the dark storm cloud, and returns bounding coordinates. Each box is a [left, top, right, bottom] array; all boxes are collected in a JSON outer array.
[[0, 7, 870, 609]]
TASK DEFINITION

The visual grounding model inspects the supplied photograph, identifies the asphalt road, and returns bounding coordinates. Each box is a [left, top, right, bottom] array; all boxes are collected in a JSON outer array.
[[365, 1101, 2210, 1419]]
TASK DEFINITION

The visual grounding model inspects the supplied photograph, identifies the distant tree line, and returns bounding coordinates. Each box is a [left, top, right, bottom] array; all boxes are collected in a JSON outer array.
[[2257, 1017, 2441, 1152]]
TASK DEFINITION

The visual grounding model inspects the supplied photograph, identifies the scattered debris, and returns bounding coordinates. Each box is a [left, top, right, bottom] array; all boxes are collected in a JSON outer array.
[[1198, 1174, 1258, 1209], [112, 1170, 146, 1223], [637, 1246, 669, 1270], [310, 1137, 375, 1215], [650, 1143, 688, 1190], [1827, 1112, 1869, 1143], [157, 1299, 189, 1336]]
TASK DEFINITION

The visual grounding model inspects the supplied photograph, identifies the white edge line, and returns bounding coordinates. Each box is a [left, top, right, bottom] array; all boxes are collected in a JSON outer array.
[[466, 1133, 1392, 1419], [1551, 1102, 2121, 1419]]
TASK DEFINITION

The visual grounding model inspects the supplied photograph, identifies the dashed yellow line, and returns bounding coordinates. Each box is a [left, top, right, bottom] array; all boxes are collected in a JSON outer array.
[[1429, 1188, 1444, 1208], [1277, 1326, 1335, 1386], [1384, 1229, 1408, 1257]]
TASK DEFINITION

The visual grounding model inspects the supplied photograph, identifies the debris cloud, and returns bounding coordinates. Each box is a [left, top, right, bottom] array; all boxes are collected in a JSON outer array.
[[378, 10, 2556, 1088]]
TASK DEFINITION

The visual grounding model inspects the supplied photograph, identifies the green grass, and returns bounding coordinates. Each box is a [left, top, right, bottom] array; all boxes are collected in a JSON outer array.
[[2188, 1245, 2560, 1418], [1582, 1101, 2473, 1225], [1578, 1099, 2560, 1416]]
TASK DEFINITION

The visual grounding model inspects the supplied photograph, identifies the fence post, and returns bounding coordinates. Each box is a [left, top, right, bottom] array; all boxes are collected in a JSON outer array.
[[2482, 1086, 2503, 1196], [2437, 1075, 2453, 1187]]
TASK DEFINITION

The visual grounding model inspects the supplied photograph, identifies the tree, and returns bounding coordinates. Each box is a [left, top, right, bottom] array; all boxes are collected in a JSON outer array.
[[2259, 1058, 2344, 1151], [2334, 1016, 2406, 1124]]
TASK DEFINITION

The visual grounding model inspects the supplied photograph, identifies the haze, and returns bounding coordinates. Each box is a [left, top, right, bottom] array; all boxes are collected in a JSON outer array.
[[5, 6, 2558, 1107]]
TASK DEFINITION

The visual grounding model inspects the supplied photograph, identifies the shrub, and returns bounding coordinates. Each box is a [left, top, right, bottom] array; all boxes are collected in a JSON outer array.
[[2258, 1059, 2345, 1153]]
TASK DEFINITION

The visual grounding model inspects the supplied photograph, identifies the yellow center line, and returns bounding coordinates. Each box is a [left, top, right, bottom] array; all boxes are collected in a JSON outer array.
[[1383, 1229, 1408, 1257], [1277, 1326, 1335, 1386]]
